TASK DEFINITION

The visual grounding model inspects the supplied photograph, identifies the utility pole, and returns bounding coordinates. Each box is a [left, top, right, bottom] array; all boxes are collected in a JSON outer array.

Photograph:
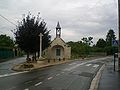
[[118, 0, 120, 71]]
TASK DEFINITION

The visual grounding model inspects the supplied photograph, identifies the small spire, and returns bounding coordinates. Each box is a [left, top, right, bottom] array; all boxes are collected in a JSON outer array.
[[56, 21, 61, 29], [56, 21, 61, 38]]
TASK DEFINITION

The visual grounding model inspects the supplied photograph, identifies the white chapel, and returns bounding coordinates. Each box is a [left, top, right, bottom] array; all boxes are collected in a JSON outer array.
[[43, 22, 71, 60]]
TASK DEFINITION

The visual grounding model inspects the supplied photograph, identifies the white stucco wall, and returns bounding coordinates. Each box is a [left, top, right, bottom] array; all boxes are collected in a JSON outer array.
[[43, 37, 71, 60]]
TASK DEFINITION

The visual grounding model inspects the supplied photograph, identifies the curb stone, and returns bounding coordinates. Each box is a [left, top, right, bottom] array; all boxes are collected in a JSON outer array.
[[89, 64, 105, 90], [12, 60, 77, 71], [12, 56, 106, 72]]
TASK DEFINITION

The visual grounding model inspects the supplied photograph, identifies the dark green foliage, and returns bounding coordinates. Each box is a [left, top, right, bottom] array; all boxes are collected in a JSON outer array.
[[96, 38, 106, 48], [14, 12, 51, 56], [0, 35, 14, 60], [67, 39, 92, 59], [105, 29, 117, 55], [81, 37, 93, 45], [105, 46, 118, 55], [91, 47, 105, 52], [0, 34, 14, 48], [94, 29, 117, 55], [67, 29, 117, 57], [67, 41, 81, 58], [81, 37, 93, 56], [106, 29, 116, 46]]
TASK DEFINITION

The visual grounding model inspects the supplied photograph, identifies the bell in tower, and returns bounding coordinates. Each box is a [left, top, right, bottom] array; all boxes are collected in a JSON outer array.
[[56, 21, 61, 38]]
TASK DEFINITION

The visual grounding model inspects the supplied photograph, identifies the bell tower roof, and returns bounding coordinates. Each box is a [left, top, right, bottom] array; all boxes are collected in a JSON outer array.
[[56, 21, 61, 38], [56, 21, 61, 29]]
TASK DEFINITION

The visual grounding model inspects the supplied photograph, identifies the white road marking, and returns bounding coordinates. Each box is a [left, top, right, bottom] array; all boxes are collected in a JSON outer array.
[[64, 62, 85, 71], [47, 77, 53, 80], [25, 81, 32, 84], [56, 74, 60, 76], [93, 57, 111, 61], [8, 86, 16, 90], [61, 72, 64, 73], [35, 82, 42, 86], [63, 57, 111, 71], [0, 71, 29, 78], [24, 88, 29, 90], [86, 64, 92, 66], [93, 64, 99, 68], [79, 63, 85, 65], [69, 63, 76, 65]]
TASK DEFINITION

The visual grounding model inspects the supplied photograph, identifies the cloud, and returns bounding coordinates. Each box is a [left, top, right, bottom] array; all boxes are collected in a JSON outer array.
[[0, 0, 118, 44]]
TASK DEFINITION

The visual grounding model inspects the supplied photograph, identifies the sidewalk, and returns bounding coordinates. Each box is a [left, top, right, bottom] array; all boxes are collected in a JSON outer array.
[[98, 58, 120, 90]]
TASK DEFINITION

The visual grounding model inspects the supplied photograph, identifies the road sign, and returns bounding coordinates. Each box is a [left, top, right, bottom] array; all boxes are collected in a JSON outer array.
[[112, 40, 118, 46]]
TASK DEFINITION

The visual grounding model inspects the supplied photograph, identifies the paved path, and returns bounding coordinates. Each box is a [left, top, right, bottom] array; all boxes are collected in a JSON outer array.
[[98, 58, 120, 90], [0, 56, 26, 75]]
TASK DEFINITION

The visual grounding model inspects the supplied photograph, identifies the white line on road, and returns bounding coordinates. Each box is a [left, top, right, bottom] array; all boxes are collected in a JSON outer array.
[[63, 57, 111, 71], [7, 86, 16, 90], [35, 82, 42, 86], [25, 81, 33, 84], [69, 63, 76, 65], [93, 64, 99, 68], [86, 64, 92, 66], [61, 72, 64, 73], [56, 74, 60, 76], [64, 62, 85, 71], [24, 88, 29, 90], [0, 71, 29, 78], [47, 77, 53, 80]]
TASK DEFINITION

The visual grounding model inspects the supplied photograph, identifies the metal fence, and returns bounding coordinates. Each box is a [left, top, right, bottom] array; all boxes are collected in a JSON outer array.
[[0, 49, 14, 59]]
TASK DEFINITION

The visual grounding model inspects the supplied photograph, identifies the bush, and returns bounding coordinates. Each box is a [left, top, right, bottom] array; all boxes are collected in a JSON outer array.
[[105, 46, 118, 55], [23, 63, 34, 68]]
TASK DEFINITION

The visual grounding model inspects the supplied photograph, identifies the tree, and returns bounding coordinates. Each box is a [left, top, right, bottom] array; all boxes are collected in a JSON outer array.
[[67, 38, 94, 58], [0, 34, 14, 48], [106, 29, 116, 46], [14, 12, 51, 60], [105, 29, 117, 55], [96, 38, 106, 48], [67, 41, 86, 58], [0, 35, 14, 60], [81, 37, 93, 46], [81, 37, 93, 55]]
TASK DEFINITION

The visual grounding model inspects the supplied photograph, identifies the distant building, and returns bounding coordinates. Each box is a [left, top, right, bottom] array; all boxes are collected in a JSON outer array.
[[43, 22, 71, 60]]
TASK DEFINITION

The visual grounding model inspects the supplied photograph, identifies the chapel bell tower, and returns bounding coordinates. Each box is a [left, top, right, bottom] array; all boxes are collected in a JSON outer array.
[[56, 22, 61, 38]]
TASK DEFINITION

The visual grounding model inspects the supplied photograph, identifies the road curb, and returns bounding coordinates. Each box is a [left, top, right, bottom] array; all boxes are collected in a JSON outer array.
[[12, 60, 77, 71], [12, 56, 106, 72], [89, 64, 105, 90]]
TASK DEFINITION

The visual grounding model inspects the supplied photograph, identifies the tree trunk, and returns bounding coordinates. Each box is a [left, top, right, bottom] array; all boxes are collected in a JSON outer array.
[[32, 53, 35, 62], [38, 51, 40, 58], [26, 52, 30, 62], [35, 52, 36, 60]]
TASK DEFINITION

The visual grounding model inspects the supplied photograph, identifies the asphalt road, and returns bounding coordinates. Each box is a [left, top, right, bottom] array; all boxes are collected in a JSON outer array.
[[0, 56, 112, 90], [0, 56, 26, 75]]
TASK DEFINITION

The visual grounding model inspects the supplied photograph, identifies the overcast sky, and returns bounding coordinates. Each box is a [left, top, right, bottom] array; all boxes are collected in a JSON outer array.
[[0, 0, 118, 44]]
